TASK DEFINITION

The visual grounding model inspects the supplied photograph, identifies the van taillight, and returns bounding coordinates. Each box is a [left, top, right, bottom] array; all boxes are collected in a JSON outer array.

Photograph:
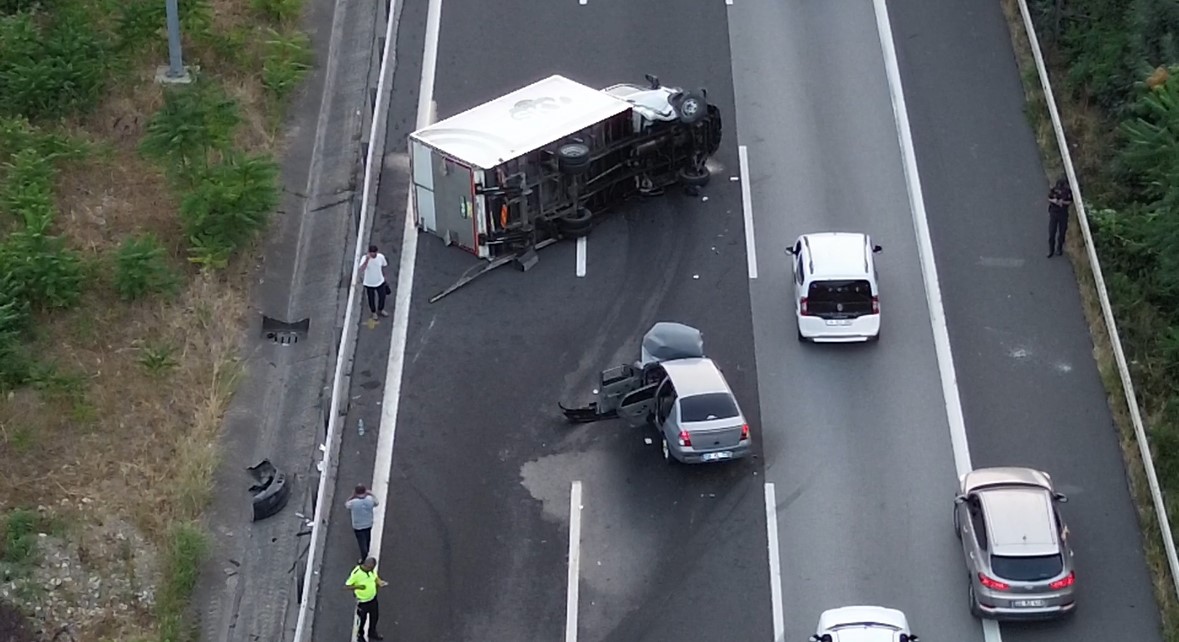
[[872, 296, 879, 314], [800, 297, 810, 316]]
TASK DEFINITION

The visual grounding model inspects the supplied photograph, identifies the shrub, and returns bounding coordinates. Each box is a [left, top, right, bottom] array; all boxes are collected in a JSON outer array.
[[251, 0, 303, 23], [157, 522, 207, 642], [141, 82, 241, 183], [114, 234, 179, 301], [1119, 70, 1179, 204], [180, 153, 279, 267], [261, 28, 313, 101], [0, 148, 53, 224], [0, 9, 109, 120], [0, 227, 85, 311], [0, 509, 39, 567], [115, 0, 214, 54]]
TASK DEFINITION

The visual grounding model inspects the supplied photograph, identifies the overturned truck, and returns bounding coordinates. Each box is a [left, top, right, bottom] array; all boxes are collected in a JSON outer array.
[[408, 74, 723, 263]]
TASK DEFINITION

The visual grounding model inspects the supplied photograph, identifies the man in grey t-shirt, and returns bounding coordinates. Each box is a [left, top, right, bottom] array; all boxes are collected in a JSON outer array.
[[345, 484, 379, 560]]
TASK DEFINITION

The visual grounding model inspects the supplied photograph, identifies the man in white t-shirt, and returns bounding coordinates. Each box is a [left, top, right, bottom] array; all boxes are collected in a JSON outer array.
[[357, 244, 389, 321]]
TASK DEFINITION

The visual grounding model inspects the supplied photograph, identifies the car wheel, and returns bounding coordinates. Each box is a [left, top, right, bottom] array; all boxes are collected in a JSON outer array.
[[676, 165, 710, 187], [671, 91, 707, 125], [557, 206, 593, 238], [968, 584, 984, 619], [797, 326, 807, 343], [661, 435, 678, 464], [953, 506, 962, 539], [557, 143, 591, 174]]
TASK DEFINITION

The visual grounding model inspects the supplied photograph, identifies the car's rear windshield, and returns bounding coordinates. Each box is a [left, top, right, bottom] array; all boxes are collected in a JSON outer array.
[[990, 554, 1064, 582], [807, 279, 873, 303], [679, 392, 740, 422]]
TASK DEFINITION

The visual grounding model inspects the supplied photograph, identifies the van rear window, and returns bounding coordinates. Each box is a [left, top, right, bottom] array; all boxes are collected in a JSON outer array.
[[806, 280, 874, 317]]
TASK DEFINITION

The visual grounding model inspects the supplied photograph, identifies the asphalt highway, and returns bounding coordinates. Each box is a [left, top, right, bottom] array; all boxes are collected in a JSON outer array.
[[887, 0, 1164, 640], [313, 0, 771, 640], [308, 0, 1166, 640], [730, 1, 986, 640]]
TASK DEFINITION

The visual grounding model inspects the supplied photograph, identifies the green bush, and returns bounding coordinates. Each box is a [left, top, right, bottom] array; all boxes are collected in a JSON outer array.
[[0, 9, 109, 120], [157, 522, 207, 642], [0, 148, 53, 224], [115, 0, 214, 54], [141, 82, 241, 183], [0, 229, 85, 310], [0, 509, 39, 567], [261, 29, 313, 101], [114, 234, 179, 301], [180, 153, 279, 267], [251, 0, 303, 23]]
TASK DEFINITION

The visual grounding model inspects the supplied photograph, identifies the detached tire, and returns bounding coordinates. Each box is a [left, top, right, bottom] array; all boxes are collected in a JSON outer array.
[[557, 143, 591, 174], [677, 165, 710, 187], [558, 206, 593, 238], [251, 470, 290, 521]]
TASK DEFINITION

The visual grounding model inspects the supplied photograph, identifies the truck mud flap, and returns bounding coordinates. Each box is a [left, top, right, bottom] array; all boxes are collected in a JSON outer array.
[[559, 401, 617, 424]]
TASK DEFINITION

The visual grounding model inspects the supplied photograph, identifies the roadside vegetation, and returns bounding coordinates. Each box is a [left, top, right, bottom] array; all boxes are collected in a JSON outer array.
[[0, 0, 311, 639], [1000, 0, 1179, 638]]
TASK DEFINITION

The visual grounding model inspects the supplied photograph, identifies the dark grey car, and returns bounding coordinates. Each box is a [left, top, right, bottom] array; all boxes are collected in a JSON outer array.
[[954, 467, 1076, 620]]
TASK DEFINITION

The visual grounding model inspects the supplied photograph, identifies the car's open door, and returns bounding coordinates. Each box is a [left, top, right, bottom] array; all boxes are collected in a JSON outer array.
[[617, 383, 658, 428]]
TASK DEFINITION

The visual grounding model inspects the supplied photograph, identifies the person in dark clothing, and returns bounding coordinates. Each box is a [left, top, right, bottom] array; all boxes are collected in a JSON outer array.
[[1047, 177, 1073, 258]]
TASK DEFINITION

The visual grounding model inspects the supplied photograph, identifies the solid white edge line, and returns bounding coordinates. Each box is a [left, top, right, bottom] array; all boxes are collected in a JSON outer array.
[[1014, 0, 1179, 603], [565, 481, 584, 642], [576, 236, 587, 277], [290, 0, 399, 637], [352, 0, 441, 637], [764, 483, 785, 642], [738, 145, 759, 280], [870, 0, 997, 641]]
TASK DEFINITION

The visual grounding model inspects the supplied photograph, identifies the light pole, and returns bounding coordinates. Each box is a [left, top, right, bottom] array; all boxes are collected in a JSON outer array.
[[156, 0, 193, 84]]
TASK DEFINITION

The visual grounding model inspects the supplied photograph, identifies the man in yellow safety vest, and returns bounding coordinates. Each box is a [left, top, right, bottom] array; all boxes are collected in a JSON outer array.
[[345, 557, 387, 641]]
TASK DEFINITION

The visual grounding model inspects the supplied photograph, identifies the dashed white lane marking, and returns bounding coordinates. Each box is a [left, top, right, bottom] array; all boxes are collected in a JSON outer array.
[[764, 483, 785, 641], [738, 145, 758, 279], [576, 236, 586, 277], [565, 481, 584, 642], [871, 0, 999, 641]]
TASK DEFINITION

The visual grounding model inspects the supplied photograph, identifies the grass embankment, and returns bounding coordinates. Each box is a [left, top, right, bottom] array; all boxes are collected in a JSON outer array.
[[999, 0, 1179, 638], [0, 0, 312, 639]]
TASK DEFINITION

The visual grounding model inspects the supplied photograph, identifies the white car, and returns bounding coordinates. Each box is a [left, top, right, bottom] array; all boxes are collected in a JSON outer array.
[[786, 232, 883, 343], [811, 606, 919, 642]]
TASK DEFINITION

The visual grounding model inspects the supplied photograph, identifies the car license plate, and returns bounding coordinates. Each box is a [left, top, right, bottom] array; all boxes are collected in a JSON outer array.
[[1012, 599, 1046, 608], [701, 451, 733, 462], [825, 320, 852, 326]]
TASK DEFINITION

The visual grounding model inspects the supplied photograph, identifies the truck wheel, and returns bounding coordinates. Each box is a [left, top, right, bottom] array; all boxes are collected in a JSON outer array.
[[557, 143, 591, 174], [672, 91, 707, 125], [558, 206, 593, 237], [677, 165, 710, 187]]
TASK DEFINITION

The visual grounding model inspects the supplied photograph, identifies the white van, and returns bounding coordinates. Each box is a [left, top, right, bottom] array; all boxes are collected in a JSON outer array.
[[786, 232, 883, 343]]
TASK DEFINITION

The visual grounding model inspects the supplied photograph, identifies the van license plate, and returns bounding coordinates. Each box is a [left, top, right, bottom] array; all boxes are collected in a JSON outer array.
[[826, 320, 852, 326], [1012, 599, 1046, 608], [701, 451, 733, 462]]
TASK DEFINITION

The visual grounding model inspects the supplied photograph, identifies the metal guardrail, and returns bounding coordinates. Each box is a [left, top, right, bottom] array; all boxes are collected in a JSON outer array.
[[1014, 0, 1179, 601], [289, 0, 402, 638]]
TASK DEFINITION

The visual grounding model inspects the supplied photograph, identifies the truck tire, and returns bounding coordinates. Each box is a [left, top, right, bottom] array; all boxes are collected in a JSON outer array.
[[558, 206, 593, 238], [671, 91, 706, 125], [557, 143, 591, 174], [677, 165, 710, 187]]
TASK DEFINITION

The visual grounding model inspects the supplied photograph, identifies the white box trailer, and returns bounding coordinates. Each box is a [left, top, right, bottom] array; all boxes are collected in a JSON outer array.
[[409, 73, 722, 261]]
